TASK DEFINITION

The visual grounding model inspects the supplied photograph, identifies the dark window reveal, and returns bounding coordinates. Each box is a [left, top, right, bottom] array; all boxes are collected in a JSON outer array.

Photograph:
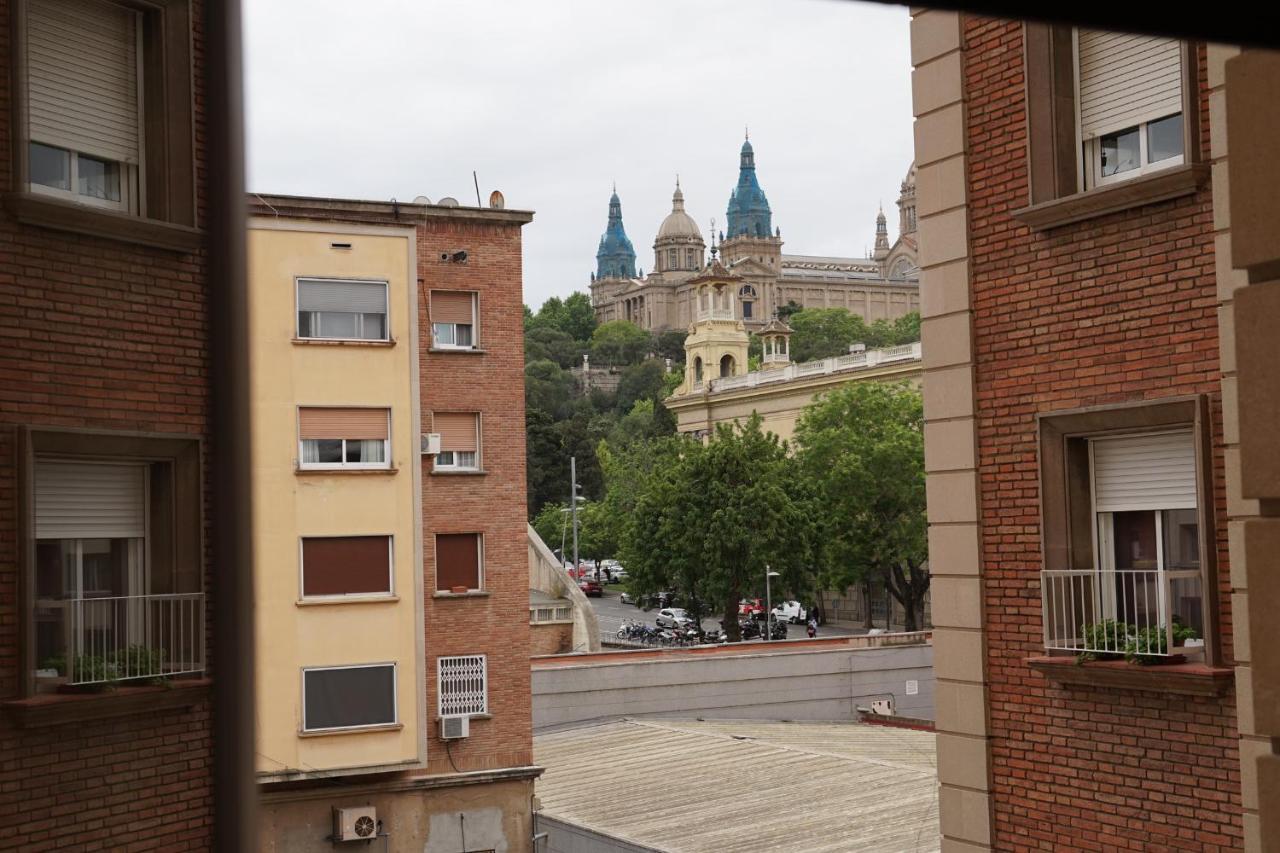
[[303, 665, 396, 731]]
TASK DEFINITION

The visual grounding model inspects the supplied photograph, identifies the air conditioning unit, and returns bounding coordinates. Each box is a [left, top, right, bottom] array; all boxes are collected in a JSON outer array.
[[439, 715, 470, 740], [871, 698, 895, 716], [333, 806, 377, 842], [421, 433, 441, 455]]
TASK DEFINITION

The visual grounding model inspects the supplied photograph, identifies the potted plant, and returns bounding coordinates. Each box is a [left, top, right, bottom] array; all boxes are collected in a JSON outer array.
[[1076, 618, 1130, 662]]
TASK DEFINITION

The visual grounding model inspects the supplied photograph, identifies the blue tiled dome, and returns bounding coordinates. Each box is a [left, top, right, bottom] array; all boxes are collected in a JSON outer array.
[[726, 139, 773, 239], [596, 190, 637, 280]]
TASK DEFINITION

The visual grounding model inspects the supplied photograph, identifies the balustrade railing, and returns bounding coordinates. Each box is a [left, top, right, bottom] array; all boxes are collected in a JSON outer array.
[[1041, 569, 1203, 658], [61, 593, 206, 684]]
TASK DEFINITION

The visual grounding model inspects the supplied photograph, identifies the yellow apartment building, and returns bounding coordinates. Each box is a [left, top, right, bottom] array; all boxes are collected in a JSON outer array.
[[248, 216, 424, 783]]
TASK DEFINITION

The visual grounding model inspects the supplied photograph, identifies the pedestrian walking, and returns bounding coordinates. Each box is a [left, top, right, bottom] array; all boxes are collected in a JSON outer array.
[[806, 616, 818, 638]]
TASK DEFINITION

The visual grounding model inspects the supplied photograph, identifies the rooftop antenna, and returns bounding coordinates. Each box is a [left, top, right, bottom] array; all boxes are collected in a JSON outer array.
[[745, 125, 749, 141], [473, 171, 482, 207]]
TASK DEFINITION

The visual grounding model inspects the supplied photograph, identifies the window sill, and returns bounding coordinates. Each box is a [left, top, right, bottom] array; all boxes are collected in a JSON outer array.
[[429, 347, 488, 355], [2, 677, 210, 728], [4, 191, 203, 253], [430, 469, 487, 477], [298, 722, 403, 738], [433, 590, 489, 599], [1026, 656, 1233, 696], [295, 467, 399, 476], [292, 338, 396, 348], [297, 595, 400, 606], [1011, 163, 1208, 231]]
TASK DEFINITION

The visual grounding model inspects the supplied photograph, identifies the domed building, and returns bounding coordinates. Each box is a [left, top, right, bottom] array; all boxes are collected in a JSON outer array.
[[589, 139, 920, 333]]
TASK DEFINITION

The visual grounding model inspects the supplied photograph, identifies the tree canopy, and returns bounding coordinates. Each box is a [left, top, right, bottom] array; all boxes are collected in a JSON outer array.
[[590, 320, 652, 366]]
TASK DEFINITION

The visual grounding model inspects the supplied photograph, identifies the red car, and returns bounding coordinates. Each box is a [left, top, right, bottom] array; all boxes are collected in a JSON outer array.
[[578, 578, 603, 597], [738, 598, 765, 619]]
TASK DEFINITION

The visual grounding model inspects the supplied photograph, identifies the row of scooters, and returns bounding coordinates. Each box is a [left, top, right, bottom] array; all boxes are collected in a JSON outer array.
[[616, 618, 789, 646]]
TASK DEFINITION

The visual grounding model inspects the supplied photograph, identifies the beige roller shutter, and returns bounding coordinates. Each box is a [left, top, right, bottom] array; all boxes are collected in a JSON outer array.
[[35, 461, 145, 539], [432, 291, 475, 324], [299, 407, 390, 440], [1077, 30, 1182, 140], [28, 0, 141, 164], [1091, 430, 1197, 513], [434, 413, 478, 452]]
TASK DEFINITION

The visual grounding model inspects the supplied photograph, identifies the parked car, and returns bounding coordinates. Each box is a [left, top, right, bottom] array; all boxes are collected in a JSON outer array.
[[620, 590, 635, 605], [655, 608, 694, 629], [640, 591, 675, 611], [578, 578, 603, 597], [771, 600, 807, 624], [738, 598, 766, 619]]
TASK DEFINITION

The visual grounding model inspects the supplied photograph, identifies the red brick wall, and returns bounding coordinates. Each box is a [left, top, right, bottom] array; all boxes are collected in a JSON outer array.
[[419, 216, 532, 773], [530, 622, 572, 656], [962, 17, 1241, 851], [0, 0, 213, 847]]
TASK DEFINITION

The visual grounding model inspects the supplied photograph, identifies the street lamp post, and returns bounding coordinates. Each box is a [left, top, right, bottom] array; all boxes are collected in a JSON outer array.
[[765, 568, 780, 642], [570, 456, 579, 576]]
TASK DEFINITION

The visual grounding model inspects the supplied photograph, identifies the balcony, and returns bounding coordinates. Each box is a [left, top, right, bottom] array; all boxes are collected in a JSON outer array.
[[696, 307, 736, 322], [38, 593, 206, 686], [1041, 568, 1204, 660]]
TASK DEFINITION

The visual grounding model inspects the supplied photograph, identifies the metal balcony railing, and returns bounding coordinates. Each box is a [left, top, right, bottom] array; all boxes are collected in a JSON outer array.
[[63, 593, 206, 684], [1041, 569, 1203, 658]]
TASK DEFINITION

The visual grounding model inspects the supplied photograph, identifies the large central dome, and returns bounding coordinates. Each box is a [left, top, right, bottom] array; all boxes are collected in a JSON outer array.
[[657, 184, 703, 240]]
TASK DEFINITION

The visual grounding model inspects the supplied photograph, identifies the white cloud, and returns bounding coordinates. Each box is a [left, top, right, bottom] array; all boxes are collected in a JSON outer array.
[[244, 0, 914, 310]]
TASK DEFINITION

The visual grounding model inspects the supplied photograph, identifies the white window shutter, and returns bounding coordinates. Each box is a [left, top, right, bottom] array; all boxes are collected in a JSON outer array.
[[1091, 431, 1197, 513], [35, 461, 146, 539], [27, 0, 141, 164], [297, 280, 388, 314], [1077, 30, 1183, 140]]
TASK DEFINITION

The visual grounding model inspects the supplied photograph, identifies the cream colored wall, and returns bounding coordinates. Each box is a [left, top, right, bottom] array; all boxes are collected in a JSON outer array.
[[669, 362, 922, 445], [248, 219, 423, 781]]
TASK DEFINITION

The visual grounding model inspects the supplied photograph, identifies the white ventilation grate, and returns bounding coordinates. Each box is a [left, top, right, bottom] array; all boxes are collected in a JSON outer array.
[[438, 655, 487, 716]]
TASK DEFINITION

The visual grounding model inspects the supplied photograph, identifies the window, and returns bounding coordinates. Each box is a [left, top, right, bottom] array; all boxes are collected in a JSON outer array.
[[12, 0, 199, 244], [438, 655, 487, 717], [668, 249, 678, 269], [25, 0, 141, 212], [686, 249, 697, 268], [30, 446, 204, 691], [302, 664, 397, 732], [1018, 25, 1201, 228], [1038, 399, 1217, 663], [742, 301, 753, 319], [297, 279, 388, 341], [431, 291, 478, 349], [433, 412, 480, 471], [436, 533, 483, 592], [301, 536, 393, 598], [298, 407, 391, 470]]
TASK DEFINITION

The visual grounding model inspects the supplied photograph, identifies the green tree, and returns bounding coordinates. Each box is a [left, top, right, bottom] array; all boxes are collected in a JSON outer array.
[[891, 311, 921, 345], [524, 359, 575, 420], [794, 381, 928, 631], [651, 329, 687, 365], [776, 300, 803, 321], [526, 408, 565, 516], [560, 292, 598, 342], [591, 320, 651, 366], [787, 308, 871, 362], [525, 325, 583, 368], [620, 416, 813, 641], [615, 359, 668, 414]]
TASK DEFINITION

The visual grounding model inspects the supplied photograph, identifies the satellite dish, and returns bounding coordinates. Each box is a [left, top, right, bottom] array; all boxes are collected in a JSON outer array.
[[489, 190, 505, 210], [438, 197, 459, 207], [412, 195, 431, 205]]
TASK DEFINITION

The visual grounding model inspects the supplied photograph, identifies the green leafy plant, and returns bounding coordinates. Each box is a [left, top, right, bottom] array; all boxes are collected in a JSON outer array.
[[115, 644, 166, 679], [1077, 619, 1131, 662], [1125, 617, 1199, 664]]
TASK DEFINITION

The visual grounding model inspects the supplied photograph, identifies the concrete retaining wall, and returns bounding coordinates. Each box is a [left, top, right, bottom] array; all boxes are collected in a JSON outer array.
[[531, 637, 934, 731], [535, 815, 662, 853]]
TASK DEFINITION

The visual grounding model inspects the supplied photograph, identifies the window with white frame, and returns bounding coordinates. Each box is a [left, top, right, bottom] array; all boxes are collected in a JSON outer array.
[[438, 655, 487, 717], [302, 664, 397, 732], [1077, 30, 1185, 189], [298, 407, 391, 470], [431, 291, 478, 349], [1041, 427, 1207, 660], [433, 412, 480, 471], [296, 279, 388, 341], [26, 0, 142, 212]]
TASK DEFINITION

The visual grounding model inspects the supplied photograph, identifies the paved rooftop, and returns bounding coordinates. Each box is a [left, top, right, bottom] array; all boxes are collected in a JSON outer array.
[[534, 718, 939, 852]]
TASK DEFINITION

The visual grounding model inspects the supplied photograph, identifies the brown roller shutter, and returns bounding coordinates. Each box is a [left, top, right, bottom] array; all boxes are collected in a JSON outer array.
[[434, 413, 478, 452], [302, 536, 391, 596], [432, 291, 475, 324], [299, 407, 389, 440], [436, 533, 480, 591]]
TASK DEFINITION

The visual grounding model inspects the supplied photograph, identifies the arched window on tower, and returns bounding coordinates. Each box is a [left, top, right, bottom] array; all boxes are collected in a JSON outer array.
[[694, 357, 703, 382], [686, 249, 696, 268], [720, 354, 735, 378], [668, 249, 678, 269]]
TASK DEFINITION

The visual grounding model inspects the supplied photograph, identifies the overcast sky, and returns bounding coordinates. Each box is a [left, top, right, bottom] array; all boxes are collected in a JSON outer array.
[[244, 0, 915, 312]]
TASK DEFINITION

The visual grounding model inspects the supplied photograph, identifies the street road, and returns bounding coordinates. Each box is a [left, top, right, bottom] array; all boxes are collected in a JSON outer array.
[[588, 589, 859, 644]]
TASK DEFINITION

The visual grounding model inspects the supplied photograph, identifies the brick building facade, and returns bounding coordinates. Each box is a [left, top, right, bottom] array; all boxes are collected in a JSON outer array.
[[0, 0, 214, 848], [912, 10, 1280, 852]]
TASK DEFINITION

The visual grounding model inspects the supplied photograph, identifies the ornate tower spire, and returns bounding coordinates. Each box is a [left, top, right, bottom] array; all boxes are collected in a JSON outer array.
[[873, 204, 891, 260], [726, 136, 772, 239], [596, 187, 637, 280]]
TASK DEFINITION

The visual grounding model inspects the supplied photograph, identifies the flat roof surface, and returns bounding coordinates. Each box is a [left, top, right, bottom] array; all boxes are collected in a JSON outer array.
[[534, 719, 939, 852]]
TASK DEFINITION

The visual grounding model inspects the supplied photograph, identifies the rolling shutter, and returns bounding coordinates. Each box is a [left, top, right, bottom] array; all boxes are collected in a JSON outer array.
[[431, 291, 475, 324], [436, 533, 480, 591], [28, 0, 141, 163], [303, 665, 396, 731], [1091, 431, 1196, 512], [299, 408, 389, 440], [297, 279, 387, 314], [433, 413, 478, 452], [35, 461, 145, 539], [1077, 30, 1182, 139], [301, 536, 391, 597]]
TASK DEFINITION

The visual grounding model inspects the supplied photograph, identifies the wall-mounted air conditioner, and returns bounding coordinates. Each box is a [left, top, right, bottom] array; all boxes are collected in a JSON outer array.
[[871, 698, 895, 716], [333, 806, 377, 842], [421, 433, 441, 455], [439, 715, 470, 740]]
